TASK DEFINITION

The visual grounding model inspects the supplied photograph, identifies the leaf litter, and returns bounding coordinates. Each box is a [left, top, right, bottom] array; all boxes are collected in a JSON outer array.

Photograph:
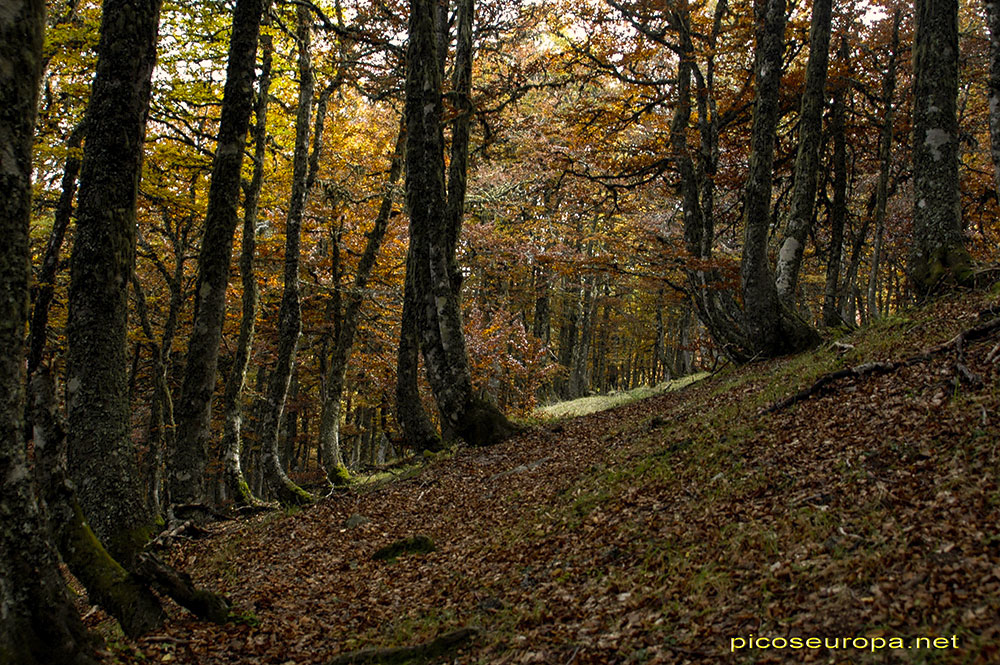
[[97, 292, 999, 664]]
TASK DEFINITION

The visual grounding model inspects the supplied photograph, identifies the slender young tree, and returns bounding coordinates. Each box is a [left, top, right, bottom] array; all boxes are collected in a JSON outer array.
[[171, 0, 267, 504], [910, 0, 973, 292], [866, 9, 900, 319], [259, 5, 316, 505], [986, 0, 1000, 201], [222, 29, 272, 507], [319, 123, 405, 485], [66, 0, 164, 563], [0, 0, 97, 660], [822, 37, 850, 327]]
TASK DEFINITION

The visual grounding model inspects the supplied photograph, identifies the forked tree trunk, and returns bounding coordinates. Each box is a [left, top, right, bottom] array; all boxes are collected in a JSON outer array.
[[0, 1, 98, 658], [910, 0, 973, 292], [66, 0, 164, 564], [171, 0, 265, 505], [403, 0, 518, 446]]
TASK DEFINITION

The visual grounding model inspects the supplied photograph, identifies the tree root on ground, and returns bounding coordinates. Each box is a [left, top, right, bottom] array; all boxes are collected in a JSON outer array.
[[762, 314, 1000, 414], [325, 628, 478, 665]]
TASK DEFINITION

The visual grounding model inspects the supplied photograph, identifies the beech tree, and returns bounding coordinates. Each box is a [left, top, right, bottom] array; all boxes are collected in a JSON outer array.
[[910, 0, 973, 292], [171, 0, 266, 504], [66, 0, 164, 564], [0, 0, 97, 660], [402, 0, 519, 446]]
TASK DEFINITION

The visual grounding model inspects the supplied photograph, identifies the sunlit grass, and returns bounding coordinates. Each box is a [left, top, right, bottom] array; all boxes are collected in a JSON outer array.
[[535, 372, 709, 419]]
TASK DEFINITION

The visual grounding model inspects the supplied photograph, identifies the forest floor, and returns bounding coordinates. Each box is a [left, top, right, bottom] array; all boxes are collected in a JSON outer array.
[[97, 289, 1000, 665]]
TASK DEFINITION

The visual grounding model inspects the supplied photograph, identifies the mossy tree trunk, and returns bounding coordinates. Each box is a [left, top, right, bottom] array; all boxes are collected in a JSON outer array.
[[404, 0, 518, 446], [66, 0, 163, 564], [910, 0, 973, 293], [0, 1, 98, 660], [171, 0, 266, 505], [260, 5, 316, 506], [222, 29, 272, 508], [774, 0, 832, 305]]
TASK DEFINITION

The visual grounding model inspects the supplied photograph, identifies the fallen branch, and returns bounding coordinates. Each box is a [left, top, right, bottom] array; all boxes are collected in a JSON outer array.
[[763, 316, 1000, 414], [326, 627, 478, 665]]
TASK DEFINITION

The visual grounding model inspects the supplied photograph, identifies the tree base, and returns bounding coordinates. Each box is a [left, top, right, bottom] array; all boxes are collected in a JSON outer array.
[[456, 396, 522, 447], [911, 245, 975, 296]]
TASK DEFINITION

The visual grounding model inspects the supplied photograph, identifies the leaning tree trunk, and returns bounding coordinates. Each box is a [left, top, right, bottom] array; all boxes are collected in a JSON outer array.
[[866, 9, 900, 320], [171, 0, 265, 505], [259, 5, 315, 506], [27, 120, 85, 378], [66, 0, 164, 564], [0, 1, 98, 659], [910, 0, 973, 293], [221, 29, 272, 508], [319, 124, 405, 485], [404, 0, 518, 446], [774, 0, 832, 305]]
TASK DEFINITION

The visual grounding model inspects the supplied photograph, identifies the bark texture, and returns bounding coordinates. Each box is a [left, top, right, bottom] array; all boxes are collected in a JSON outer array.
[[172, 0, 265, 504], [404, 0, 518, 446], [910, 0, 972, 293], [0, 1, 97, 660], [66, 0, 163, 562], [987, 0, 1000, 202], [222, 30, 272, 508], [260, 6, 315, 506], [774, 0, 832, 304]]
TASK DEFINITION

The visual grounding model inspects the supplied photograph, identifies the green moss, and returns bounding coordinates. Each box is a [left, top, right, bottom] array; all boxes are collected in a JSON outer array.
[[372, 535, 436, 561]]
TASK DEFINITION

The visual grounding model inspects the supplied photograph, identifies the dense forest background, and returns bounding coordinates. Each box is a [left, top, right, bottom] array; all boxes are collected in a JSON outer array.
[[3, 0, 1000, 660], [25, 0, 1000, 489]]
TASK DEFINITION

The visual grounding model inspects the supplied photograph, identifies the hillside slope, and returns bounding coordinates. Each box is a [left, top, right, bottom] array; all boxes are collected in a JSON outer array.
[[103, 291, 1000, 664]]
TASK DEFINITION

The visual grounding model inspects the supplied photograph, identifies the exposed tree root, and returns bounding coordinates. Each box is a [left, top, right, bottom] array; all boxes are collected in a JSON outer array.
[[763, 315, 1000, 414], [325, 627, 478, 665], [134, 553, 230, 623]]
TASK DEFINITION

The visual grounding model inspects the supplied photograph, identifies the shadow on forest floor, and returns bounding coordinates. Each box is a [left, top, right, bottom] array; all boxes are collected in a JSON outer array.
[[96, 289, 1000, 664]]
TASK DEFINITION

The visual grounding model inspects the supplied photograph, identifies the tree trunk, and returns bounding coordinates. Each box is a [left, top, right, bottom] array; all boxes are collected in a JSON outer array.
[[319, 123, 405, 485], [66, 0, 163, 563], [260, 5, 315, 506], [27, 120, 85, 378], [221, 29, 272, 508], [774, 0, 832, 304], [0, 1, 98, 658], [822, 38, 850, 327], [866, 10, 900, 320], [910, 0, 972, 293], [986, 0, 1000, 202], [739, 0, 817, 356], [404, 0, 517, 446], [171, 0, 265, 505]]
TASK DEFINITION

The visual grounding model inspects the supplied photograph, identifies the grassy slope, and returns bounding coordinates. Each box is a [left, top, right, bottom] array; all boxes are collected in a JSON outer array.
[[108, 291, 1000, 665]]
